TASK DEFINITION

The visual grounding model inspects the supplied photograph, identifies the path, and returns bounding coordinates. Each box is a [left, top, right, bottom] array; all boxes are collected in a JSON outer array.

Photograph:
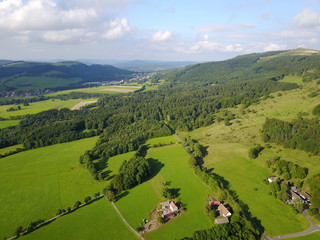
[[171, 130, 319, 240], [270, 210, 320, 240], [110, 201, 144, 240], [71, 100, 97, 110]]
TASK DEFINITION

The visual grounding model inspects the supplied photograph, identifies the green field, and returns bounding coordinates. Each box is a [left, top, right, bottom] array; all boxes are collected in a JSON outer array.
[[0, 98, 96, 119], [0, 144, 23, 155], [23, 200, 138, 240], [4, 76, 81, 91], [46, 85, 141, 96], [145, 135, 178, 147], [178, 80, 320, 237], [114, 144, 213, 240], [0, 119, 20, 128], [0, 137, 103, 239]]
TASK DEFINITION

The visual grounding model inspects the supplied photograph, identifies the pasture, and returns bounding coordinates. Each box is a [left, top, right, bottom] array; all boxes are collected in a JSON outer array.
[[46, 85, 141, 96], [114, 144, 213, 240], [0, 144, 23, 155], [23, 200, 138, 240], [0, 98, 97, 119], [179, 80, 320, 237], [0, 137, 102, 239], [0, 119, 20, 128]]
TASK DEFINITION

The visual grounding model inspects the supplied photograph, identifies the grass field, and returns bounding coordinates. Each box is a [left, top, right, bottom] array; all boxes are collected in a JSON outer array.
[[23, 199, 138, 240], [0, 98, 97, 119], [0, 144, 23, 155], [178, 80, 320, 237], [0, 119, 20, 128], [114, 144, 213, 240], [145, 135, 178, 147], [0, 137, 103, 239], [4, 76, 81, 91], [46, 85, 141, 96]]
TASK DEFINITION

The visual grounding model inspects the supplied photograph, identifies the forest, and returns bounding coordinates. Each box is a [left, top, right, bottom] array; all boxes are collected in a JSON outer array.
[[262, 118, 320, 155]]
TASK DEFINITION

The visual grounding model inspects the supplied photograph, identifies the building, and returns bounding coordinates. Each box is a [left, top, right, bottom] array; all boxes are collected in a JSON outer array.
[[170, 202, 178, 212], [218, 204, 232, 217], [268, 177, 278, 183], [215, 217, 229, 225]]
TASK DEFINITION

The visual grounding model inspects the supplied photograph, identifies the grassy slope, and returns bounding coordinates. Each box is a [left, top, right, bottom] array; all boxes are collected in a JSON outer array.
[[0, 98, 96, 119], [0, 120, 20, 128], [179, 78, 320, 237], [23, 200, 138, 240], [46, 85, 140, 96], [114, 144, 212, 240], [145, 135, 178, 146], [0, 137, 103, 239], [0, 144, 23, 155]]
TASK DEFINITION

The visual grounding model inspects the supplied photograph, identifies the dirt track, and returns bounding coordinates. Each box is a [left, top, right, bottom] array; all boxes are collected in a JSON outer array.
[[71, 100, 97, 110]]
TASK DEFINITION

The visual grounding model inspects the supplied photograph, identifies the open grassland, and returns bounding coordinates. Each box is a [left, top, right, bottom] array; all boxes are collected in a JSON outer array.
[[0, 98, 96, 119], [46, 85, 141, 96], [23, 200, 138, 240], [145, 135, 178, 147], [114, 144, 212, 240], [0, 119, 20, 128], [4, 76, 81, 91], [0, 144, 23, 155], [280, 75, 303, 84], [0, 137, 103, 239], [178, 80, 320, 237]]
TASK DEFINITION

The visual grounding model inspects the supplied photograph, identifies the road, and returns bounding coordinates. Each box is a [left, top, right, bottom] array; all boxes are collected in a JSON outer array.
[[270, 210, 320, 240], [110, 201, 144, 240], [171, 130, 320, 240]]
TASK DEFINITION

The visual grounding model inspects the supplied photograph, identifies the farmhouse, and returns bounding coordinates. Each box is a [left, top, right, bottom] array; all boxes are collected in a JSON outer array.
[[215, 217, 229, 225], [218, 204, 232, 217], [268, 177, 278, 183], [160, 201, 179, 219], [208, 197, 221, 207]]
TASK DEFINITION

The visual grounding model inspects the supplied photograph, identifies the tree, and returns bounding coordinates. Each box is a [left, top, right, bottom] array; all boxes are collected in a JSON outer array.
[[248, 145, 264, 159], [16, 225, 24, 237], [73, 201, 81, 209], [84, 196, 92, 204], [162, 187, 173, 199], [106, 190, 116, 202], [94, 192, 100, 198]]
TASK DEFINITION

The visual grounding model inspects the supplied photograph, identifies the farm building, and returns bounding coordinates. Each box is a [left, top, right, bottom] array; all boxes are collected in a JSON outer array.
[[218, 204, 232, 217], [215, 217, 229, 225]]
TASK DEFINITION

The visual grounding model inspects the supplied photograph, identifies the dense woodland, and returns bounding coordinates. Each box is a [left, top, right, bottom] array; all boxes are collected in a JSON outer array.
[[0, 80, 297, 157], [262, 118, 320, 155], [165, 50, 320, 85]]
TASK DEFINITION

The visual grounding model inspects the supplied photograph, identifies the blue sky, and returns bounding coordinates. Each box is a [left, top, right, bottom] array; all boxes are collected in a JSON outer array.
[[0, 0, 320, 61]]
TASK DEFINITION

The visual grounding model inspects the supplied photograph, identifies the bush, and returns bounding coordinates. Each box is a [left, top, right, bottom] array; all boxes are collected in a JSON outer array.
[[248, 145, 264, 159]]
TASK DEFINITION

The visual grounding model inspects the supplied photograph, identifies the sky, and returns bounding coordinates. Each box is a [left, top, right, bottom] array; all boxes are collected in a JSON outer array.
[[0, 0, 320, 61]]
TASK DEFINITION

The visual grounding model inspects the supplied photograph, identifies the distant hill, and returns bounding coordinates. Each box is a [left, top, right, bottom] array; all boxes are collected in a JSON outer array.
[[0, 61, 134, 93], [164, 48, 320, 85], [114, 60, 197, 72]]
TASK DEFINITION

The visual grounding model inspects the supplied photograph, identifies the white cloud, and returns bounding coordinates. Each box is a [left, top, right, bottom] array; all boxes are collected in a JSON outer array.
[[292, 8, 320, 28], [198, 24, 255, 33], [152, 30, 172, 42], [263, 42, 287, 52], [42, 29, 96, 43], [103, 18, 132, 39], [0, 0, 97, 31]]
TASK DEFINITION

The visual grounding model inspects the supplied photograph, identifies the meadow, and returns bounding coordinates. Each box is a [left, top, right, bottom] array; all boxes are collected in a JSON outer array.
[[46, 85, 141, 96], [0, 119, 20, 128], [179, 79, 320, 237], [0, 144, 23, 155], [0, 137, 103, 239], [0, 98, 97, 119], [23, 200, 138, 240], [113, 144, 213, 240]]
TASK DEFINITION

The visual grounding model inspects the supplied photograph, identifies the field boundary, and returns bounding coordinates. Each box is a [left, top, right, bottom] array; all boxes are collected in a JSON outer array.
[[110, 201, 144, 240]]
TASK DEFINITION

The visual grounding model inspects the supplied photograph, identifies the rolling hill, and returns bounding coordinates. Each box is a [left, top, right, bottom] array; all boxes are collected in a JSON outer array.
[[0, 61, 134, 93], [164, 48, 320, 85]]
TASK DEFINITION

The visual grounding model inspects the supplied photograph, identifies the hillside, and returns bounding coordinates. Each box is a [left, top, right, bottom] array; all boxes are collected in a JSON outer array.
[[164, 49, 320, 85], [0, 61, 134, 93]]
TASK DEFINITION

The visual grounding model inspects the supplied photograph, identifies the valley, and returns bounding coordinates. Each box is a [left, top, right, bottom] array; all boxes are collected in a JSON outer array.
[[1, 49, 320, 240]]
